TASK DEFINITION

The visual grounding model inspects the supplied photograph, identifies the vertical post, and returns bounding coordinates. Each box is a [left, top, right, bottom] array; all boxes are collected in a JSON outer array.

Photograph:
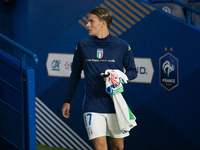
[[26, 69, 36, 150], [186, 9, 191, 25], [21, 52, 26, 150]]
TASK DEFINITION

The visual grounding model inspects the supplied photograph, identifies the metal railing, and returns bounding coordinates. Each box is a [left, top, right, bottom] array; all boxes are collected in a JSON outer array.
[[0, 32, 38, 150], [171, 0, 200, 25], [0, 33, 38, 66]]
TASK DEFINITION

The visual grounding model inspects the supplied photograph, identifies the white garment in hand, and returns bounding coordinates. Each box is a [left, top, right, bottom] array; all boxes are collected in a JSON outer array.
[[101, 69, 137, 131]]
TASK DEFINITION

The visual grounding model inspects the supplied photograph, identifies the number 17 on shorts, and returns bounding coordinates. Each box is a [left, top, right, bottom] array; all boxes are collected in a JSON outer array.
[[84, 113, 93, 136]]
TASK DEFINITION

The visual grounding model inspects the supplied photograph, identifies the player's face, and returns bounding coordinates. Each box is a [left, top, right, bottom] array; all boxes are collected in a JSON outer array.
[[86, 14, 103, 37]]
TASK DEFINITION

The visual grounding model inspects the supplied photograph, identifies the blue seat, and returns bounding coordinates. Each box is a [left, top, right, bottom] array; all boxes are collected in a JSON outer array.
[[149, 0, 188, 21], [189, 1, 200, 28]]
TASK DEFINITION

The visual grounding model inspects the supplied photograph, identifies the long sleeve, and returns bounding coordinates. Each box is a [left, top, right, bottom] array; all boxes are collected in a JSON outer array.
[[64, 43, 83, 103], [123, 44, 137, 80]]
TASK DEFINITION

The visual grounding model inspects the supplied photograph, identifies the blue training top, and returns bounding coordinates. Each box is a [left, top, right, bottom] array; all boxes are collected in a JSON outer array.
[[64, 34, 137, 113]]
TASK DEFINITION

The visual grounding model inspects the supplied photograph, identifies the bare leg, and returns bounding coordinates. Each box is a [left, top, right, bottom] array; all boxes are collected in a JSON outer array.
[[91, 136, 107, 150], [109, 137, 124, 150]]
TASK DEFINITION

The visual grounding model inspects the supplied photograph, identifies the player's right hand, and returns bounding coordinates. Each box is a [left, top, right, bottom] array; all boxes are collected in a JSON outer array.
[[62, 103, 70, 118]]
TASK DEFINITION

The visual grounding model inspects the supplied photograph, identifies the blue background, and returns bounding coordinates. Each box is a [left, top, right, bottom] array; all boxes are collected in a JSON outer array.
[[2, 0, 200, 149]]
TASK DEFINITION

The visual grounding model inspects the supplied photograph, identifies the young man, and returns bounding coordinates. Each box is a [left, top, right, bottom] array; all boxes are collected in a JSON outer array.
[[62, 8, 137, 150]]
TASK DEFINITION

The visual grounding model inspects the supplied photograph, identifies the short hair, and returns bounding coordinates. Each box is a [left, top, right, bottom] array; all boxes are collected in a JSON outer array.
[[89, 7, 113, 28]]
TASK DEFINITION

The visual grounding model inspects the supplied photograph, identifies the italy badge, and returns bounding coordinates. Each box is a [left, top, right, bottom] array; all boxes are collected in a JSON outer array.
[[97, 49, 103, 59]]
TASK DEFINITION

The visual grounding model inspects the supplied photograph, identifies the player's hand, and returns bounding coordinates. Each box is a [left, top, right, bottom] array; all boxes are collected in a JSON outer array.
[[101, 69, 113, 82], [62, 103, 70, 118]]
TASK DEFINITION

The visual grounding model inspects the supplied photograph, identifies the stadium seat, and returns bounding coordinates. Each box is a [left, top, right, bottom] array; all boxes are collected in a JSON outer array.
[[149, 0, 188, 21], [189, 0, 200, 28]]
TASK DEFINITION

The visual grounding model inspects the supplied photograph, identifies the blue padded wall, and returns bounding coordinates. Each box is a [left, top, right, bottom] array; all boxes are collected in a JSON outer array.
[[10, 0, 200, 149]]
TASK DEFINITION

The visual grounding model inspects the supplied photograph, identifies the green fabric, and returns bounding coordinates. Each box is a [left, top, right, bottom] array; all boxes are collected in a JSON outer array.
[[128, 106, 135, 120], [113, 86, 124, 93]]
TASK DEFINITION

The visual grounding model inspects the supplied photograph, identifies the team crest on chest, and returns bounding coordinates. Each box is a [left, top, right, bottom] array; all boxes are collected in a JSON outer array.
[[97, 49, 103, 59]]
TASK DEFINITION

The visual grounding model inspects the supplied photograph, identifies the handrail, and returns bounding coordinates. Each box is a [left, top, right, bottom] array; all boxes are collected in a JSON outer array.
[[171, 0, 200, 15], [171, 0, 200, 24], [0, 33, 38, 64], [0, 32, 38, 150]]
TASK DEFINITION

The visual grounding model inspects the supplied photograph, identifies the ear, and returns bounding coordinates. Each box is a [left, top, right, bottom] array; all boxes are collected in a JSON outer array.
[[102, 20, 107, 28]]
